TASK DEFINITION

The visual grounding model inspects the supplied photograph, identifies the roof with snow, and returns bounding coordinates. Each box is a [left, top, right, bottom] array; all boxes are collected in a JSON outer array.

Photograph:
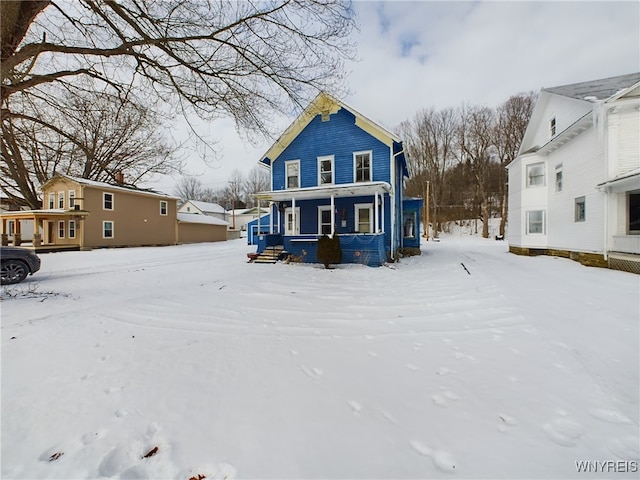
[[177, 212, 228, 226], [184, 200, 226, 214], [544, 72, 640, 101], [42, 174, 178, 200]]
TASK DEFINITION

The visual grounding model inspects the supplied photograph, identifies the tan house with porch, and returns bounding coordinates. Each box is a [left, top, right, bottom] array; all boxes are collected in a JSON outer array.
[[1, 175, 179, 250]]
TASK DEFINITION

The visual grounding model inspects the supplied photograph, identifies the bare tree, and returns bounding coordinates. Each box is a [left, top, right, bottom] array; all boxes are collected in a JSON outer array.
[[244, 165, 270, 207], [1, 89, 180, 208], [494, 92, 536, 237], [2, 1, 355, 131], [174, 176, 204, 204], [402, 107, 457, 238], [457, 104, 496, 239]]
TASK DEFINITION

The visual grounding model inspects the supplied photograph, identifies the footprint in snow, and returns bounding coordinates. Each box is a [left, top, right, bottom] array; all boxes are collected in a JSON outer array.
[[436, 367, 456, 376], [348, 401, 363, 414], [497, 414, 518, 433], [406, 364, 419, 371], [431, 390, 460, 407], [368, 351, 378, 358], [410, 441, 457, 473], [299, 365, 323, 379], [588, 408, 632, 424], [542, 418, 586, 447]]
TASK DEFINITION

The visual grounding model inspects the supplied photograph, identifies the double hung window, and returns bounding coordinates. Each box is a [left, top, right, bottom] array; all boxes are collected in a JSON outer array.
[[527, 162, 545, 187], [354, 151, 372, 183], [526, 210, 545, 234], [318, 156, 334, 185], [286, 161, 300, 189], [103, 192, 114, 210]]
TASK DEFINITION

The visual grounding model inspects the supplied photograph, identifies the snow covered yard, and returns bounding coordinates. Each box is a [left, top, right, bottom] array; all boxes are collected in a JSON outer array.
[[1, 236, 638, 479]]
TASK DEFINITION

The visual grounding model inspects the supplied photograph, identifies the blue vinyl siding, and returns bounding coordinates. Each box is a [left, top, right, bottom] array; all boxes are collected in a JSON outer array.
[[271, 108, 391, 190]]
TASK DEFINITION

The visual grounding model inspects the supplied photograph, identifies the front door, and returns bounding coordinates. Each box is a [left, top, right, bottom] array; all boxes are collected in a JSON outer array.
[[285, 207, 300, 235]]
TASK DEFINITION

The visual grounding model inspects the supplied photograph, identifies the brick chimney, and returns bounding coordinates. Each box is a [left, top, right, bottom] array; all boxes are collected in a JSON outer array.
[[115, 171, 125, 185]]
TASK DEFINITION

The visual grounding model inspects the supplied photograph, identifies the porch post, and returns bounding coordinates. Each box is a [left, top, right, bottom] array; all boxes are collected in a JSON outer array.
[[257, 199, 261, 240], [330, 195, 335, 237], [374, 192, 379, 233], [269, 202, 273, 234], [292, 197, 296, 235], [381, 194, 385, 233]]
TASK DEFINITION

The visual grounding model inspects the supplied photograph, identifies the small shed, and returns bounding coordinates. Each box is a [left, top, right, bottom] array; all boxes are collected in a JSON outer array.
[[177, 213, 228, 244], [246, 214, 271, 245]]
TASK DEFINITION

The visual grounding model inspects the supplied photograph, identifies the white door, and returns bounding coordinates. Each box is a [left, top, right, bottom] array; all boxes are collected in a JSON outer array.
[[285, 207, 300, 235]]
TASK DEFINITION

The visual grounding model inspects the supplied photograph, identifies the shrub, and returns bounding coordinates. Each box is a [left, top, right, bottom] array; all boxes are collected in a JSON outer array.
[[317, 234, 342, 269]]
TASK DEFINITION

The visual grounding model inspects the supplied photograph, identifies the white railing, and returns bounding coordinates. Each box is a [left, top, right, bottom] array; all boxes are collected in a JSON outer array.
[[611, 235, 640, 254]]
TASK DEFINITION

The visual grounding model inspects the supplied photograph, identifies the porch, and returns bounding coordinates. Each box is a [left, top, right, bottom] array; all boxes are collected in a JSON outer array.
[[254, 232, 388, 266], [1, 209, 88, 250]]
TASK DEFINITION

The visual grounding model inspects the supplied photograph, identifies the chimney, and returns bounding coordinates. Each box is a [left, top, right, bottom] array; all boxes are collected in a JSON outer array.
[[115, 171, 125, 185]]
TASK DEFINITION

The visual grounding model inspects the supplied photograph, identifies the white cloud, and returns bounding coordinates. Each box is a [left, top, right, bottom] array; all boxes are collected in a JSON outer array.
[[152, 0, 639, 195]]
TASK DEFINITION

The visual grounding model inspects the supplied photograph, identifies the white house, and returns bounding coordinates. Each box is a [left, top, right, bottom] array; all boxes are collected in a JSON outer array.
[[178, 200, 228, 222], [507, 72, 640, 273]]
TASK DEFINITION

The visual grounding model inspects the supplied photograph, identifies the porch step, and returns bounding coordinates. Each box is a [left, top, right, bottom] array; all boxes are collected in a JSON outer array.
[[253, 245, 285, 264]]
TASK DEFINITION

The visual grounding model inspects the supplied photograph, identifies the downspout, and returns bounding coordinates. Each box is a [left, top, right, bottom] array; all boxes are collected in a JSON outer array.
[[390, 150, 396, 260]]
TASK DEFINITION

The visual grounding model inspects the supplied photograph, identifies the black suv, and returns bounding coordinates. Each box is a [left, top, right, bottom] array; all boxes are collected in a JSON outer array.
[[1, 246, 41, 285]]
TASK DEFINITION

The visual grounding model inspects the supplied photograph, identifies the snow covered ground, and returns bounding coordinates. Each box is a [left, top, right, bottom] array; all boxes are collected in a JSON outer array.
[[1, 235, 638, 479]]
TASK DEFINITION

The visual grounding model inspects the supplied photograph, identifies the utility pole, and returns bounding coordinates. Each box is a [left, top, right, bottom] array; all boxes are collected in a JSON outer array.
[[425, 180, 430, 241]]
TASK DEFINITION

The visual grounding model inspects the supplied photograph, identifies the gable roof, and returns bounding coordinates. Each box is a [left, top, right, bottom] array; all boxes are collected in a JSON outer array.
[[259, 92, 403, 167], [543, 72, 640, 102], [184, 200, 226, 214], [177, 212, 228, 225], [41, 174, 178, 200]]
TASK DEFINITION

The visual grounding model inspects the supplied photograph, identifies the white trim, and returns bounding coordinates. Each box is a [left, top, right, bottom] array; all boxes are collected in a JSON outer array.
[[58, 220, 65, 239], [354, 203, 374, 233], [526, 210, 545, 235], [68, 220, 76, 239], [285, 207, 300, 235], [526, 162, 546, 188], [318, 205, 332, 235], [160, 200, 168, 216], [317, 155, 335, 186], [285, 159, 301, 189], [254, 181, 391, 202], [58, 191, 65, 209], [48, 193, 55, 210], [353, 150, 373, 183], [103, 192, 114, 210], [103, 220, 114, 239], [68, 190, 76, 208]]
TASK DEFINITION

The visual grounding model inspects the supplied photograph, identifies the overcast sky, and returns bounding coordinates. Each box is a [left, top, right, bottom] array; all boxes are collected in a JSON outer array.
[[150, 0, 640, 195]]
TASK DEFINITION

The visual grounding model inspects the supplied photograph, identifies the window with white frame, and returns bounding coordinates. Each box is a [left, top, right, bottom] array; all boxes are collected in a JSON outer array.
[[526, 210, 545, 234], [48, 193, 55, 209], [58, 220, 65, 239], [160, 200, 168, 215], [103, 192, 114, 210], [58, 192, 65, 209], [575, 197, 586, 222], [68, 220, 76, 239], [318, 155, 334, 185], [69, 190, 76, 208], [318, 206, 332, 235], [103, 221, 114, 238], [354, 151, 372, 182], [526, 162, 545, 187], [629, 193, 640, 234], [550, 116, 557, 137], [286, 160, 300, 189], [354, 203, 373, 233], [555, 164, 563, 192]]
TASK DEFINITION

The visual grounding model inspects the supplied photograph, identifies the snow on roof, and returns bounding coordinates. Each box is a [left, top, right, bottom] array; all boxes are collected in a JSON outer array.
[[45, 174, 178, 200], [186, 200, 226, 214], [544, 72, 640, 101], [177, 212, 228, 226]]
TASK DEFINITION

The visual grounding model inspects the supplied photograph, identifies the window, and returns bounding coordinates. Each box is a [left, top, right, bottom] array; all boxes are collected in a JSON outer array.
[[68, 220, 76, 239], [550, 116, 557, 137], [575, 197, 586, 222], [526, 210, 545, 234], [318, 155, 334, 185], [629, 193, 640, 234], [286, 161, 300, 189], [404, 212, 417, 239], [318, 206, 332, 235], [58, 192, 65, 209], [58, 220, 65, 239], [7, 220, 14, 236], [69, 190, 76, 208], [526, 162, 545, 187], [103, 192, 114, 210], [555, 165, 563, 192], [354, 203, 373, 233], [354, 151, 372, 182], [48, 193, 55, 209], [160, 200, 168, 215], [284, 207, 300, 235], [103, 221, 114, 238]]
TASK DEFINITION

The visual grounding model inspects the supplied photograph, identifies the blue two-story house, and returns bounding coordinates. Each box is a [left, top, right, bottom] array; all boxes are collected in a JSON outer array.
[[252, 92, 422, 266]]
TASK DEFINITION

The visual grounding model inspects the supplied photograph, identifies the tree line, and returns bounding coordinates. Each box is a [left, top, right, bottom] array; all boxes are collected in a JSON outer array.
[[399, 93, 535, 238], [2, 0, 535, 238]]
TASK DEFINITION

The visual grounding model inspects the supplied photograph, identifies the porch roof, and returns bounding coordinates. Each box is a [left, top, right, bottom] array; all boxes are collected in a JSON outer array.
[[597, 169, 640, 193], [0, 209, 90, 220], [253, 181, 391, 202]]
